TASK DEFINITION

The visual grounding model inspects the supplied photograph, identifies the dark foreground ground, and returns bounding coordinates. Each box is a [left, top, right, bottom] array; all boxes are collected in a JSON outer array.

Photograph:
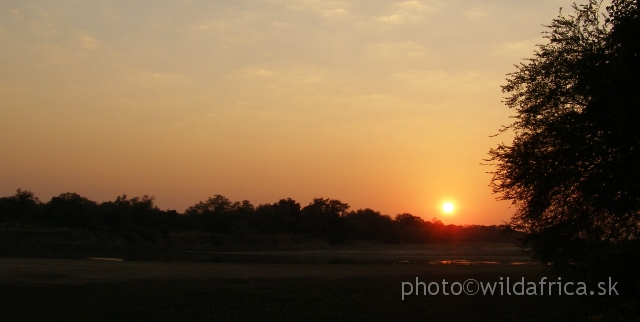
[[0, 243, 586, 322]]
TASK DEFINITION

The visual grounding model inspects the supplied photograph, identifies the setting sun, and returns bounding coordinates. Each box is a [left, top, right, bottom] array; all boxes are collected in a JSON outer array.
[[442, 202, 455, 214], [0, 0, 572, 226]]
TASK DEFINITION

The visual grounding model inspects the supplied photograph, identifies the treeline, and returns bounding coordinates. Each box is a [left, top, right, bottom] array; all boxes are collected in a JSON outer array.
[[0, 189, 515, 244]]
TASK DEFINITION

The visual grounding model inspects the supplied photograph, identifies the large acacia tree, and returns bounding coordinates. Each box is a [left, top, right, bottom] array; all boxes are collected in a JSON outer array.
[[488, 0, 640, 293]]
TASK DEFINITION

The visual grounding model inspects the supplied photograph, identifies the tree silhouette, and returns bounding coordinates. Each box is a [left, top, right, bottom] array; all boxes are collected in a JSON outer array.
[[0, 189, 42, 223], [184, 195, 236, 233], [99, 194, 179, 238], [255, 198, 302, 234], [301, 198, 349, 243], [344, 208, 394, 242], [488, 0, 640, 298], [45, 192, 99, 230]]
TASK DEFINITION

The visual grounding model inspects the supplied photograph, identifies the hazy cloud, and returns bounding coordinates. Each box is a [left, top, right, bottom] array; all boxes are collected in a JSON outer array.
[[377, 0, 440, 24], [80, 35, 102, 50], [0, 0, 579, 224]]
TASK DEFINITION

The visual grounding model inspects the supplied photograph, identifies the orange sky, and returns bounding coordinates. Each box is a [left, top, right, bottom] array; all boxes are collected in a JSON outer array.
[[0, 0, 578, 224]]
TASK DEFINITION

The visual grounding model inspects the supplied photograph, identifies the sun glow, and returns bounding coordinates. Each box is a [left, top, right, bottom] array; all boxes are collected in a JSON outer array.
[[442, 202, 454, 214]]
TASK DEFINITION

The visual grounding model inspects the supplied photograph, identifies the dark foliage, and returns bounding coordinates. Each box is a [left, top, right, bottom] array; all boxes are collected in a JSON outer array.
[[344, 208, 395, 242], [0, 189, 514, 245], [254, 198, 302, 234], [301, 198, 350, 243], [487, 0, 640, 318], [44, 193, 99, 230], [0, 189, 42, 223]]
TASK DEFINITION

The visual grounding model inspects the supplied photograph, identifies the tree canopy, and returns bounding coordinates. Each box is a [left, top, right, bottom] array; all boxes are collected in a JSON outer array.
[[488, 0, 640, 295], [0, 189, 514, 245]]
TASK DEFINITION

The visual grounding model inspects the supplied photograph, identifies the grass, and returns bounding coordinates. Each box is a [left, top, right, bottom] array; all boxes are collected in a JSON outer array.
[[0, 228, 584, 321], [0, 256, 580, 321]]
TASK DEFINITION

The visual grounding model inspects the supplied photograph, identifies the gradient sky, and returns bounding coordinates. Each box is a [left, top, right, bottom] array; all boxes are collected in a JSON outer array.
[[0, 0, 578, 224]]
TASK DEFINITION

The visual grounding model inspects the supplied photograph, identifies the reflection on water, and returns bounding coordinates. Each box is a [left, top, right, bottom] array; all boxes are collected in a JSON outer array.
[[87, 257, 124, 262], [431, 260, 498, 265], [424, 260, 533, 265]]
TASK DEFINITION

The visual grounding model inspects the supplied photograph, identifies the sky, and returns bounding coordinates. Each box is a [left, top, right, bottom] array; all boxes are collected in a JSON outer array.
[[0, 0, 579, 225]]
